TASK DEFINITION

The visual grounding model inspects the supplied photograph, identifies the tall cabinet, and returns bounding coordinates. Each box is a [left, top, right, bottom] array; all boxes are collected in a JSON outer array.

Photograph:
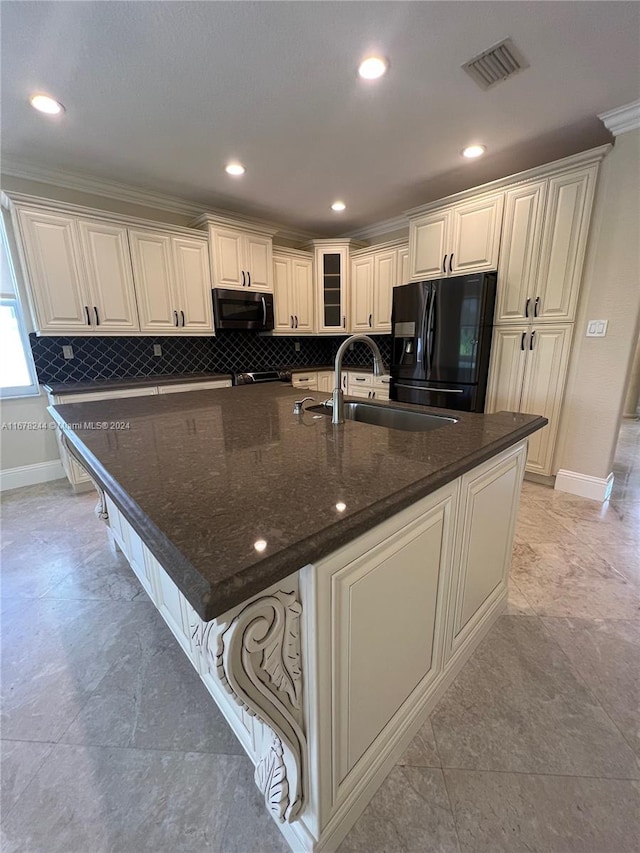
[[486, 162, 600, 475], [350, 240, 409, 334], [310, 239, 365, 334]]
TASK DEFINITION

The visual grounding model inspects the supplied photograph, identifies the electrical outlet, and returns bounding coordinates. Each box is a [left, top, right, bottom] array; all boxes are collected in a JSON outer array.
[[62, 345, 74, 360], [294, 342, 301, 352], [586, 319, 608, 337], [153, 344, 162, 357]]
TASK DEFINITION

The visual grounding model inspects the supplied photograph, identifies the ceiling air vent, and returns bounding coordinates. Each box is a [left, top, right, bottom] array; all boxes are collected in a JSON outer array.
[[462, 38, 528, 90]]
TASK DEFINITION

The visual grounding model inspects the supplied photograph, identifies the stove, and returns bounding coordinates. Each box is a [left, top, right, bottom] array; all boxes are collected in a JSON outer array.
[[232, 370, 292, 386]]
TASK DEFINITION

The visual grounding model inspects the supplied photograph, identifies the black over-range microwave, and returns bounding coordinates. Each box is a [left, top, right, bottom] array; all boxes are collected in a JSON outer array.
[[212, 288, 274, 331]]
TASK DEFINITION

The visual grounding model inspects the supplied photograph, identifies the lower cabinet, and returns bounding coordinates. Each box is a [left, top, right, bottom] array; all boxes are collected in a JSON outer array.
[[486, 324, 573, 475], [312, 441, 526, 828]]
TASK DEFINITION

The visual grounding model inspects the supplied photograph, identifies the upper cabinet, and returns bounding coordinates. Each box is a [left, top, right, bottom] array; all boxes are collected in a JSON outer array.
[[13, 202, 213, 335], [200, 217, 274, 292], [409, 193, 504, 281], [350, 242, 409, 334], [495, 165, 598, 324], [311, 240, 362, 334], [272, 248, 314, 334]]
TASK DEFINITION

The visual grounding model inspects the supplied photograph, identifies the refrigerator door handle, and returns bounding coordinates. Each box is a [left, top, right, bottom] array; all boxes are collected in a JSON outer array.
[[395, 383, 464, 393], [427, 283, 436, 373], [421, 286, 432, 374]]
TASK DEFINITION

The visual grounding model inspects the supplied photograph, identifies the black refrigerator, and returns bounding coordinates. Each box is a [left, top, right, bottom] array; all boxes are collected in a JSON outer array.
[[390, 272, 497, 412]]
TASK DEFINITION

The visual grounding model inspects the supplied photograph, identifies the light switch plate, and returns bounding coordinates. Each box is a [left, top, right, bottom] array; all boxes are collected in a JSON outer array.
[[586, 319, 608, 337], [62, 345, 74, 359], [294, 342, 300, 352], [153, 344, 162, 357]]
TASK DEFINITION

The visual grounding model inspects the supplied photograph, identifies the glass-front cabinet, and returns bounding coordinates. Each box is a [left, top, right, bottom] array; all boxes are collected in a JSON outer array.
[[312, 239, 364, 334]]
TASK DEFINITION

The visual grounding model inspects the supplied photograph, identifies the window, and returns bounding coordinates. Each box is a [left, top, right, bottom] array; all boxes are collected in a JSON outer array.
[[1, 218, 39, 397]]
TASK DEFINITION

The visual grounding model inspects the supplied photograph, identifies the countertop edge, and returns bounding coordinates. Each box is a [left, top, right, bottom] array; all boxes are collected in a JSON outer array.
[[43, 373, 233, 395], [48, 403, 546, 622]]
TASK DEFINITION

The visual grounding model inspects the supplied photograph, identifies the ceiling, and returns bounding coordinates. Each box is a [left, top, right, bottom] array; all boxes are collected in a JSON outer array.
[[1, 1, 638, 236]]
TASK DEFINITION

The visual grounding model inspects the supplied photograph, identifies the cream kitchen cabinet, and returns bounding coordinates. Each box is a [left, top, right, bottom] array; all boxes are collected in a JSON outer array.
[[207, 224, 273, 292], [130, 230, 212, 333], [311, 239, 365, 334], [273, 249, 314, 334], [495, 166, 598, 324], [347, 371, 391, 400], [16, 210, 140, 333], [409, 193, 504, 281], [350, 242, 409, 334], [486, 324, 573, 475]]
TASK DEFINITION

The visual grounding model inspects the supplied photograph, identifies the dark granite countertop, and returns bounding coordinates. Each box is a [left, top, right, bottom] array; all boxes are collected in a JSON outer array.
[[49, 384, 546, 621], [43, 373, 233, 395]]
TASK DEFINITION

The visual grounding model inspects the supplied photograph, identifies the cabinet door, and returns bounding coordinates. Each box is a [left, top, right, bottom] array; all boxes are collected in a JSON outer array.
[[317, 372, 334, 393], [129, 230, 178, 332], [16, 208, 89, 331], [316, 248, 347, 333], [447, 443, 525, 658], [273, 255, 294, 332], [495, 182, 546, 324], [292, 257, 314, 332], [210, 227, 244, 289], [373, 249, 396, 332], [409, 210, 449, 280], [172, 237, 213, 332], [244, 234, 272, 291], [450, 193, 504, 275], [536, 168, 596, 322], [520, 324, 573, 475], [78, 220, 139, 332], [351, 255, 374, 332], [397, 246, 410, 286], [485, 327, 528, 415]]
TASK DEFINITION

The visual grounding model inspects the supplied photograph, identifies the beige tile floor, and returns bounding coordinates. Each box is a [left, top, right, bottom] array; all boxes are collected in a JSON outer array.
[[1, 421, 639, 852]]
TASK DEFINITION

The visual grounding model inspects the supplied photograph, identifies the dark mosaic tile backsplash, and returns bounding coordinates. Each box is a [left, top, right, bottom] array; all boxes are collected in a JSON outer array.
[[30, 332, 392, 384]]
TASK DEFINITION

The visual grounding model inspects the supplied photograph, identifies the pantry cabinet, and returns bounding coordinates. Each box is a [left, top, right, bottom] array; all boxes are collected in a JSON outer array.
[[272, 248, 314, 334], [495, 166, 598, 324], [486, 324, 573, 476], [350, 241, 408, 334], [409, 193, 504, 281]]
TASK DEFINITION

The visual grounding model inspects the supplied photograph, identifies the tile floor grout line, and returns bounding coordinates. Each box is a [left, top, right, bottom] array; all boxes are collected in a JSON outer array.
[[435, 765, 640, 782], [0, 741, 55, 827]]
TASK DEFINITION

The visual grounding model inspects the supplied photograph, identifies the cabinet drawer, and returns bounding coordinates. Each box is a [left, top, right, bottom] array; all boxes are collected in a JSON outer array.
[[292, 372, 318, 388], [348, 371, 373, 386], [373, 374, 391, 388]]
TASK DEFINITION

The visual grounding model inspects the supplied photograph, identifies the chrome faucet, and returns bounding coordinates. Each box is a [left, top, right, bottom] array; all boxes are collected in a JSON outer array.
[[332, 334, 384, 424]]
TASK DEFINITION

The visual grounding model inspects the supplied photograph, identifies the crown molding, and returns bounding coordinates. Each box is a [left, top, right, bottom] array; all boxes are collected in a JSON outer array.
[[0, 156, 317, 244], [598, 99, 640, 136], [344, 214, 409, 242], [404, 143, 612, 220]]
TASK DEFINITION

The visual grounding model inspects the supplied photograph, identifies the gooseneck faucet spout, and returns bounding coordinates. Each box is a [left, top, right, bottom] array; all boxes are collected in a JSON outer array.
[[332, 334, 384, 424]]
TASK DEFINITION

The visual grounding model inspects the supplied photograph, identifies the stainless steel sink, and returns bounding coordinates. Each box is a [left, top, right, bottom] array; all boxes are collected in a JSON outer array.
[[307, 401, 458, 432]]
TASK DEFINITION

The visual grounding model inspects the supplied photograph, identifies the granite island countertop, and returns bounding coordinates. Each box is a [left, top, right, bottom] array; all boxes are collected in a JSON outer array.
[[49, 384, 546, 621]]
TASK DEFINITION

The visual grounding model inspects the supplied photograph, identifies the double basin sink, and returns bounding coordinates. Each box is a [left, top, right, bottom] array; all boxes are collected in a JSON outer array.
[[307, 401, 458, 433]]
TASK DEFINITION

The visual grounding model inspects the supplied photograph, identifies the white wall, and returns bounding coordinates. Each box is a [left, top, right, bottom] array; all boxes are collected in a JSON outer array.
[[555, 128, 640, 482]]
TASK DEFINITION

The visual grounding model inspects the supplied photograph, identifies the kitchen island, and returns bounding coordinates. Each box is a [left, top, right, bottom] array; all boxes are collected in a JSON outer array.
[[49, 384, 545, 852]]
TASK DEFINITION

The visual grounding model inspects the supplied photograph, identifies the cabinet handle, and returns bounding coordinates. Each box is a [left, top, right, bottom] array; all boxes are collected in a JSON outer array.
[[530, 330, 536, 351], [449, 254, 453, 274], [342, 374, 347, 389], [248, 271, 251, 287], [534, 296, 540, 318], [290, 315, 294, 329], [355, 377, 366, 382], [173, 310, 179, 327], [521, 331, 526, 350], [180, 310, 185, 327], [442, 254, 447, 274], [241, 271, 246, 287], [343, 315, 346, 329], [295, 315, 298, 328], [368, 313, 372, 327], [371, 390, 376, 399], [84, 306, 91, 326], [525, 297, 530, 318], [94, 306, 100, 326]]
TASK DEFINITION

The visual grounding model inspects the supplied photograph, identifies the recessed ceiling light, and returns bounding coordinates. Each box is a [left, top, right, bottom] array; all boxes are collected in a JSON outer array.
[[225, 163, 245, 176], [358, 56, 388, 80], [462, 144, 487, 159], [331, 201, 346, 212], [29, 94, 64, 115], [253, 538, 267, 553]]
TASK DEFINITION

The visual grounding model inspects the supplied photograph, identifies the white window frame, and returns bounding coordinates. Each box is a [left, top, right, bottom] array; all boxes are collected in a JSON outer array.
[[0, 220, 39, 399]]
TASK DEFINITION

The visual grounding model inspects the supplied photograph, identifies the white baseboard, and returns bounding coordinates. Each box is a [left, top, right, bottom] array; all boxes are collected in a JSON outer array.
[[0, 460, 65, 492], [554, 469, 614, 502]]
